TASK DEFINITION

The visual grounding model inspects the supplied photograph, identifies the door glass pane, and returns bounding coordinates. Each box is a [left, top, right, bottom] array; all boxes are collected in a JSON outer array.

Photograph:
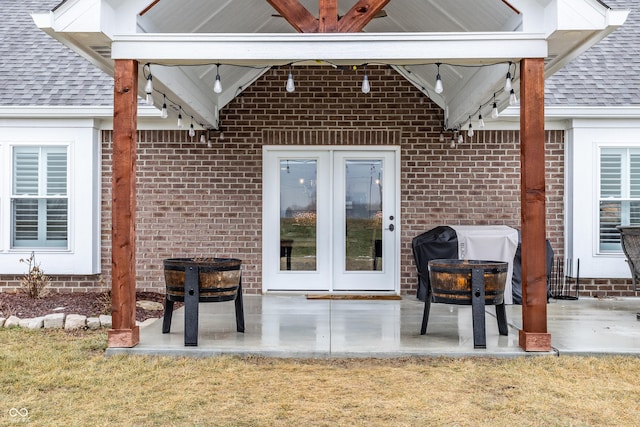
[[280, 160, 317, 271], [345, 160, 383, 271]]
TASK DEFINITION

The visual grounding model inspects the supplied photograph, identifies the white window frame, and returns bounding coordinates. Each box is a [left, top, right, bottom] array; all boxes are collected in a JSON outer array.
[[597, 147, 640, 253], [0, 118, 101, 275]]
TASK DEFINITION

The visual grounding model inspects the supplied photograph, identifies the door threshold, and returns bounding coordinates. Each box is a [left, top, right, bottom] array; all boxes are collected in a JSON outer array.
[[305, 293, 402, 300]]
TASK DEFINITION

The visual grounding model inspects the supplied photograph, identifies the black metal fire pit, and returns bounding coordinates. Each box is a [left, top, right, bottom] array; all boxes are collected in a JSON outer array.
[[162, 257, 244, 346], [421, 259, 509, 349]]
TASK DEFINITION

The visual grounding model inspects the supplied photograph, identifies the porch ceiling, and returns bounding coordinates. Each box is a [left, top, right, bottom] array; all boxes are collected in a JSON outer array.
[[33, 0, 627, 130]]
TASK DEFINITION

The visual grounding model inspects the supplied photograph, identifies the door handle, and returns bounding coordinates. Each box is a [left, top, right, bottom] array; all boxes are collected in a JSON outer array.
[[386, 224, 395, 232]]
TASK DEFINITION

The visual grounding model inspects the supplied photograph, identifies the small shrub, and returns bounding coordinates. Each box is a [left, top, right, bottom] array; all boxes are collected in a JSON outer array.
[[19, 252, 51, 299]]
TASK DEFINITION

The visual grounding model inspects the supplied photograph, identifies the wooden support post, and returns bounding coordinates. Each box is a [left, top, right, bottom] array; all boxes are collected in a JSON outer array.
[[108, 59, 140, 348], [518, 58, 551, 352]]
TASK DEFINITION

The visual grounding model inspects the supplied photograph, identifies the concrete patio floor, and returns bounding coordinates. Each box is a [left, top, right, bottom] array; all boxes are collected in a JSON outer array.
[[106, 295, 640, 358]]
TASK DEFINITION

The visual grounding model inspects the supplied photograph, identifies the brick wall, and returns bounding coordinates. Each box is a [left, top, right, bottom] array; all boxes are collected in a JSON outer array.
[[103, 65, 571, 295], [2, 65, 634, 296]]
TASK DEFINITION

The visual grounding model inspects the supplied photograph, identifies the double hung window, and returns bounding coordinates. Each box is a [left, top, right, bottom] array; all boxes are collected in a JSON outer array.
[[11, 146, 68, 248], [599, 147, 640, 252]]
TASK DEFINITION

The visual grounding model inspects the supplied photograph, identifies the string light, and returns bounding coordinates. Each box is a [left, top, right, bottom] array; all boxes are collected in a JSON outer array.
[[217, 118, 225, 140], [160, 95, 168, 119], [143, 63, 154, 106], [141, 60, 519, 146], [491, 94, 499, 119], [361, 65, 370, 94], [434, 63, 443, 94], [189, 117, 195, 138], [213, 64, 222, 93], [504, 62, 512, 92], [286, 65, 295, 93], [200, 133, 206, 144], [509, 88, 518, 106]]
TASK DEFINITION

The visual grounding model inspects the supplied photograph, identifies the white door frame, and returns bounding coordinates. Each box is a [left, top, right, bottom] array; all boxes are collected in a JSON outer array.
[[262, 145, 401, 293]]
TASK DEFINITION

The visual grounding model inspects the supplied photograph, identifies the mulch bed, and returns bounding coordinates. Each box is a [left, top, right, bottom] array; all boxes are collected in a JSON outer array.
[[0, 291, 179, 322]]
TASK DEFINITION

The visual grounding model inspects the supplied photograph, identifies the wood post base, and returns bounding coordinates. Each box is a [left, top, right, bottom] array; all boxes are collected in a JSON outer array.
[[519, 329, 551, 352], [108, 327, 140, 348]]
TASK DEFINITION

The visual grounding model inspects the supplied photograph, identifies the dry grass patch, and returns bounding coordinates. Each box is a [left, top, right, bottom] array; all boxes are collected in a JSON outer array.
[[1, 328, 640, 426]]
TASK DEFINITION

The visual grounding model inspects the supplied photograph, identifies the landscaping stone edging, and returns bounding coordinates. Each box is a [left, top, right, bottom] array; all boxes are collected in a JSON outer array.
[[0, 313, 159, 331]]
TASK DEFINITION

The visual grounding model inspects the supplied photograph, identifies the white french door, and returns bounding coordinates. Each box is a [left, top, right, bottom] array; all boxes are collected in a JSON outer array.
[[263, 147, 399, 292]]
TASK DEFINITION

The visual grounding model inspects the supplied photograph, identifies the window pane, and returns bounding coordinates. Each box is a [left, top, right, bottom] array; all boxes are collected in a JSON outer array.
[[12, 199, 39, 242], [47, 150, 67, 195], [279, 159, 317, 271], [344, 160, 383, 271], [600, 152, 622, 198], [46, 199, 68, 241], [13, 149, 39, 195]]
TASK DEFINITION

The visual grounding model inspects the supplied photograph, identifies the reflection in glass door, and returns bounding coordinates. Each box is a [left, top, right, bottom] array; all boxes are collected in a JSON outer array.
[[344, 159, 383, 272], [279, 159, 317, 272]]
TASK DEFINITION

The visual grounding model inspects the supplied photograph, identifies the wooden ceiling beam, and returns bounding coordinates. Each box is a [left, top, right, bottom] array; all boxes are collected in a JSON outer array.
[[319, 0, 338, 33], [338, 0, 390, 33], [267, 0, 319, 33]]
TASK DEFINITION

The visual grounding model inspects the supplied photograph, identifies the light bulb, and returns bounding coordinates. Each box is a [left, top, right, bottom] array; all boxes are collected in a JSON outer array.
[[200, 133, 206, 144], [478, 113, 485, 129], [467, 123, 474, 138], [361, 74, 370, 94], [213, 64, 222, 93], [509, 89, 518, 106], [505, 71, 512, 92], [450, 135, 456, 148], [439, 132, 445, 143], [188, 124, 195, 138], [177, 113, 183, 128], [219, 131, 225, 140], [207, 140, 212, 148], [144, 75, 153, 95], [160, 103, 168, 119], [491, 102, 499, 119], [286, 71, 295, 92], [434, 74, 443, 94], [458, 133, 464, 144], [434, 63, 443, 94]]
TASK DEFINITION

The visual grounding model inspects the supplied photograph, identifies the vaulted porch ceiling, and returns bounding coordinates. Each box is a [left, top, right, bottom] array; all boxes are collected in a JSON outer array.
[[34, 0, 627, 130]]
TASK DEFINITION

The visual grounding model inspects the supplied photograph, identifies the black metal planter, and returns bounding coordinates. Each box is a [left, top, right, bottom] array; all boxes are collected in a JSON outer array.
[[162, 257, 244, 346]]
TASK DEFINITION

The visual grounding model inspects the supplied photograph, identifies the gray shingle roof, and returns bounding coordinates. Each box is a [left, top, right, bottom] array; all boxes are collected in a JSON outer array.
[[0, 0, 113, 106], [546, 0, 640, 106]]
